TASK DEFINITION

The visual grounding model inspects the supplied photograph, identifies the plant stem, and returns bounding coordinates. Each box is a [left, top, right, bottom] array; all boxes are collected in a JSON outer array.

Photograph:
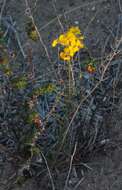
[[68, 62, 75, 96]]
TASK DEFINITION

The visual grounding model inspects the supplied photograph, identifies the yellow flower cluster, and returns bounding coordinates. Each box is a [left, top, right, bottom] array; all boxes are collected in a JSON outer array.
[[52, 26, 84, 61]]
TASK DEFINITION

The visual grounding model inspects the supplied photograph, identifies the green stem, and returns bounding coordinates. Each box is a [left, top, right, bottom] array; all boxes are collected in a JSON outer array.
[[68, 62, 75, 96]]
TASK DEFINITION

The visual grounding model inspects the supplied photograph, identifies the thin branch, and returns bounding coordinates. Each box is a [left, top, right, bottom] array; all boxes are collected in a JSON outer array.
[[118, 0, 122, 12], [24, 0, 58, 79], [51, 0, 64, 32], [0, 0, 6, 25], [74, 177, 85, 190], [59, 37, 122, 153], [39, 0, 107, 31], [64, 142, 77, 190], [41, 151, 55, 190]]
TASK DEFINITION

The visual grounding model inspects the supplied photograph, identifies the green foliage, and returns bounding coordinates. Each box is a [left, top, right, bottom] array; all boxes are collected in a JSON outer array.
[[25, 20, 39, 41], [33, 83, 57, 96], [81, 57, 98, 68], [11, 76, 28, 89], [16, 176, 27, 186], [27, 111, 39, 124], [0, 20, 103, 188], [2, 66, 13, 76], [0, 27, 7, 45]]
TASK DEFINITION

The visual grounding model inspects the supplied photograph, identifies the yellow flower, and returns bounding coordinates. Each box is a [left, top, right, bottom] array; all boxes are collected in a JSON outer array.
[[60, 52, 71, 61], [52, 39, 58, 47], [69, 26, 81, 35], [52, 26, 85, 61]]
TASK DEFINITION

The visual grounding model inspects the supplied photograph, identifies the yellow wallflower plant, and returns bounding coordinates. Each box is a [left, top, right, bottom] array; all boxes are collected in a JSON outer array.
[[52, 26, 85, 61], [52, 26, 85, 95]]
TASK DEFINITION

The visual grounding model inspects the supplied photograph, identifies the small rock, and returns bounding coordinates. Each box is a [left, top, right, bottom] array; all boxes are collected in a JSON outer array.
[[91, 6, 96, 11], [74, 21, 79, 25]]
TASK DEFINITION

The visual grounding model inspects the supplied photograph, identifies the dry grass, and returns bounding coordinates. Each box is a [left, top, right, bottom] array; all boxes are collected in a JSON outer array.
[[0, 0, 122, 189]]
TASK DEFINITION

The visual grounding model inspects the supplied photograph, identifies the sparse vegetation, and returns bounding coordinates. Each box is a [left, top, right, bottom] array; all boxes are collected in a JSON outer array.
[[0, 0, 122, 190]]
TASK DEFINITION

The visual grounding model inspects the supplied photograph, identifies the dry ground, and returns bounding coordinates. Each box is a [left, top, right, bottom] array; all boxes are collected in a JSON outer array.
[[0, 0, 122, 189]]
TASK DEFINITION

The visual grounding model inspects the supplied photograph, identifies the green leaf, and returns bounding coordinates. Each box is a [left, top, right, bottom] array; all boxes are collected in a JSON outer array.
[[11, 76, 28, 89]]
